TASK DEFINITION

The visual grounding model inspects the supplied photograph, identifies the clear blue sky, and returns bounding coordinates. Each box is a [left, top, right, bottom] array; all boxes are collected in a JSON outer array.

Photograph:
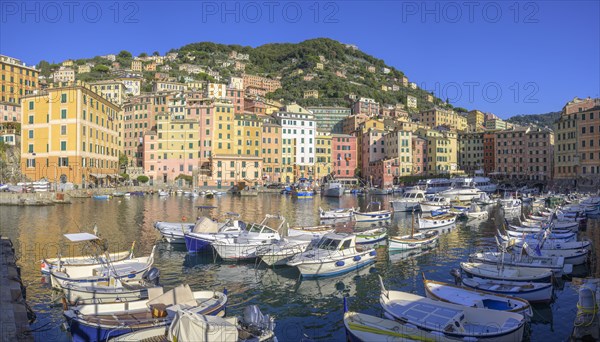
[[1, 1, 598, 118]]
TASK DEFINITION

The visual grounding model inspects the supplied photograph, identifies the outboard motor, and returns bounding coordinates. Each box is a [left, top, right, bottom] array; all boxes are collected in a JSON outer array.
[[243, 305, 276, 332], [142, 267, 160, 286]]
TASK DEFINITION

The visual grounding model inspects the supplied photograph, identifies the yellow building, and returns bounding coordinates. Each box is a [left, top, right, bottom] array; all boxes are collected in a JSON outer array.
[[1, 55, 39, 104], [415, 108, 468, 131], [21, 81, 121, 185], [384, 130, 413, 176], [131, 60, 142, 72], [90, 80, 127, 105], [261, 120, 282, 183], [315, 131, 332, 181], [417, 128, 458, 175], [234, 113, 262, 157], [467, 110, 485, 131], [212, 101, 235, 155]]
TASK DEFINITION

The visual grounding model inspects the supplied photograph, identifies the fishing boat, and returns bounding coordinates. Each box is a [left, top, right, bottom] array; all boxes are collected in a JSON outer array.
[[379, 276, 526, 342], [256, 236, 315, 266], [287, 233, 376, 278], [461, 277, 553, 304], [460, 262, 553, 283], [323, 181, 345, 198], [63, 284, 227, 342], [466, 203, 489, 220], [50, 247, 156, 289], [287, 224, 335, 239], [113, 305, 275, 342], [519, 219, 579, 231], [388, 211, 439, 251], [319, 207, 354, 220], [389, 187, 426, 212], [369, 186, 392, 195], [211, 215, 285, 261], [291, 180, 314, 198], [343, 298, 457, 342], [60, 269, 161, 305], [355, 227, 387, 244], [417, 212, 457, 230], [419, 195, 451, 212], [353, 202, 391, 222], [422, 274, 532, 317], [41, 233, 135, 275], [503, 228, 576, 242], [184, 216, 247, 253]]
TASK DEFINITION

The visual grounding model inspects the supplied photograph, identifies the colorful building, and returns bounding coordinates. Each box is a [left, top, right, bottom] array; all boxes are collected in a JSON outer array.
[[384, 130, 413, 177], [0, 102, 20, 124], [417, 128, 458, 175], [315, 131, 332, 182], [411, 136, 427, 175], [331, 134, 357, 179], [261, 120, 282, 183], [360, 128, 386, 178], [20, 82, 121, 186], [458, 131, 484, 174], [351, 97, 380, 116], [272, 107, 316, 182], [142, 114, 200, 185], [90, 80, 127, 105], [483, 132, 496, 175], [0, 55, 39, 104], [495, 126, 553, 181], [414, 108, 468, 132]]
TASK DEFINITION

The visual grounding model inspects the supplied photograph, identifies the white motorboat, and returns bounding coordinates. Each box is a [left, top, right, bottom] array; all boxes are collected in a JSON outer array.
[[417, 178, 454, 194], [389, 187, 426, 212], [461, 277, 553, 304], [460, 262, 553, 283], [419, 195, 451, 212], [438, 185, 483, 202], [287, 233, 376, 278], [287, 224, 335, 239], [64, 284, 227, 342], [323, 181, 345, 198], [211, 215, 285, 261], [518, 219, 579, 231], [417, 212, 457, 230], [466, 202, 489, 220], [60, 270, 161, 305], [50, 247, 156, 289], [389, 230, 439, 251], [41, 233, 135, 274], [256, 237, 315, 266], [319, 207, 354, 220], [353, 201, 391, 222], [184, 216, 247, 253], [158, 190, 169, 197], [154, 221, 196, 244], [474, 192, 497, 205], [503, 228, 576, 242], [423, 275, 532, 317], [379, 276, 526, 342]]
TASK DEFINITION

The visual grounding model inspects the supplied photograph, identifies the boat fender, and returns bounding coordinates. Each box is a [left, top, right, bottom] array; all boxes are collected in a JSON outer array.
[[353, 256, 361, 261], [335, 261, 345, 267], [369, 251, 376, 256]]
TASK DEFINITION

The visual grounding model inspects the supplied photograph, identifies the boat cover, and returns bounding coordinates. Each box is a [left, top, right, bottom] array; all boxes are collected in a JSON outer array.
[[191, 217, 220, 234], [168, 310, 239, 342]]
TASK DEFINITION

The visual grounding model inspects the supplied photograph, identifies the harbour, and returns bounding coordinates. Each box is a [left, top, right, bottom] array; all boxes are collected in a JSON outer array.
[[0, 191, 597, 341]]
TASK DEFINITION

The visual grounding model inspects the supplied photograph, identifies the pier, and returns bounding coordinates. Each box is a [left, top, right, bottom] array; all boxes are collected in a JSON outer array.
[[0, 237, 34, 342]]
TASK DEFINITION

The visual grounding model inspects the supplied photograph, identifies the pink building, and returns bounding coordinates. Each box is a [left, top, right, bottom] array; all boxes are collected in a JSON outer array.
[[352, 97, 380, 116], [331, 134, 357, 178], [412, 136, 427, 175], [369, 158, 399, 188], [0, 102, 20, 123], [226, 87, 244, 114], [185, 97, 215, 178], [495, 126, 553, 181]]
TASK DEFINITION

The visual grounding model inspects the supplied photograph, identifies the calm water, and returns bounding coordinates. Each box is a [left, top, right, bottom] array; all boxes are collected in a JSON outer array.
[[0, 193, 590, 342]]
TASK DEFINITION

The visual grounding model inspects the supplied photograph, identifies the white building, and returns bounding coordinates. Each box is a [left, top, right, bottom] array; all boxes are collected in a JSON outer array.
[[407, 95, 418, 108], [117, 78, 142, 96], [205, 83, 227, 99], [272, 108, 316, 169]]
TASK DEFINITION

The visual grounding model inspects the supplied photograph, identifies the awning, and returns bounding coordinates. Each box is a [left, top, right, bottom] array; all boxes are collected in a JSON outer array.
[[89, 173, 107, 179]]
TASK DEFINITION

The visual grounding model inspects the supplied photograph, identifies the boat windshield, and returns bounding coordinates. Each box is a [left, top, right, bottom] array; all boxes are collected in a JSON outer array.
[[247, 223, 274, 234], [318, 238, 341, 250]]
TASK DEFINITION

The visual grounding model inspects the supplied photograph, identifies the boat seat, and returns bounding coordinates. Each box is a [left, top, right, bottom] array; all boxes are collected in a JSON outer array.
[[509, 286, 522, 292], [488, 285, 501, 291], [147, 286, 164, 300], [147, 284, 196, 307]]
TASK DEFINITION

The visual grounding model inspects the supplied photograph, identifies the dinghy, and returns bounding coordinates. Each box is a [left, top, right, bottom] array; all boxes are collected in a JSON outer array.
[[256, 237, 315, 266], [353, 202, 391, 222], [460, 262, 553, 283], [422, 274, 532, 317], [319, 207, 354, 220], [379, 275, 526, 341], [64, 284, 227, 342], [388, 211, 439, 251], [287, 224, 335, 239], [287, 233, 376, 278], [470, 248, 571, 276], [461, 277, 553, 304], [466, 202, 488, 219], [355, 227, 387, 244]]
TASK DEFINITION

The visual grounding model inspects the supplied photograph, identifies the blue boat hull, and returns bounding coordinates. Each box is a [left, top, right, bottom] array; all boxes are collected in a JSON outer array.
[[301, 259, 375, 279], [184, 234, 212, 253]]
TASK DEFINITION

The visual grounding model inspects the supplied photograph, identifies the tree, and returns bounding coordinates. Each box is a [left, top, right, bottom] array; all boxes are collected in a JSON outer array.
[[175, 174, 193, 186], [118, 153, 128, 169], [137, 175, 149, 184], [152, 51, 160, 56], [93, 65, 110, 73], [139, 52, 148, 58], [118, 50, 132, 59]]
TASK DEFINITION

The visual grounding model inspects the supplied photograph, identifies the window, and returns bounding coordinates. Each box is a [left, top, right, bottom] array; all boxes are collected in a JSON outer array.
[[58, 157, 69, 167], [28, 130, 33, 139], [61, 93, 67, 103], [61, 109, 67, 119], [28, 101, 34, 110], [60, 141, 67, 151], [61, 125, 67, 135], [26, 159, 35, 168]]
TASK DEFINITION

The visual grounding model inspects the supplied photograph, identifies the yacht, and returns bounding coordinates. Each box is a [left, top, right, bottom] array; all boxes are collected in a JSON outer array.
[[455, 177, 497, 193], [389, 187, 426, 212], [416, 178, 453, 194], [437, 185, 484, 202], [419, 195, 451, 212]]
